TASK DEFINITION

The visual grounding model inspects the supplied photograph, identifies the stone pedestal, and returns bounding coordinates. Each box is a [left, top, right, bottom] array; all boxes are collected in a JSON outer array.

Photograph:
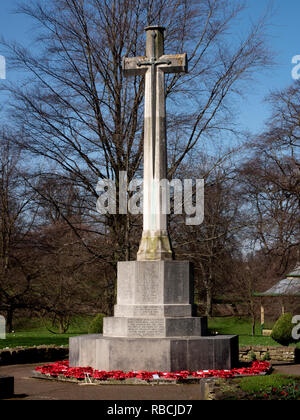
[[70, 335, 238, 372], [69, 261, 238, 371], [104, 261, 202, 338]]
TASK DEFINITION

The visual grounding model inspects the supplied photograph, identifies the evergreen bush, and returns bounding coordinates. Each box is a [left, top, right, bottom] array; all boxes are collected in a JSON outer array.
[[88, 314, 105, 334], [271, 313, 294, 346]]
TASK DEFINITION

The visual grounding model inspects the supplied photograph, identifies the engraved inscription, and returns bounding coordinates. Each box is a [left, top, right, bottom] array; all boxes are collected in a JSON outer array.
[[114, 304, 192, 318], [136, 264, 162, 303], [128, 319, 165, 337], [114, 305, 163, 317], [135, 306, 162, 317]]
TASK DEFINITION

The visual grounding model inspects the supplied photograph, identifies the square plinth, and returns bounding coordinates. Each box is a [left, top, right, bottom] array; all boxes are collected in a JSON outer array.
[[69, 260, 239, 372], [113, 261, 196, 319], [69, 335, 239, 372], [116, 260, 194, 304]]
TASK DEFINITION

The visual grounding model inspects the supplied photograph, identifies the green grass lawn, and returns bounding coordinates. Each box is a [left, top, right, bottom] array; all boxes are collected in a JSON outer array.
[[216, 374, 300, 400], [0, 315, 299, 349], [208, 317, 300, 347], [1, 315, 299, 400], [239, 374, 298, 393], [0, 316, 93, 349], [237, 374, 300, 400]]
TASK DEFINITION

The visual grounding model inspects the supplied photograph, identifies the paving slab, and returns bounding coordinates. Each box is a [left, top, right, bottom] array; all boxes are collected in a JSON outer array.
[[273, 364, 300, 376]]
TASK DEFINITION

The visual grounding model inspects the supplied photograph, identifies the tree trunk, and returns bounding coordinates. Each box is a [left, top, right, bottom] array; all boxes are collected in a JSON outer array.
[[251, 314, 256, 336], [205, 286, 213, 317]]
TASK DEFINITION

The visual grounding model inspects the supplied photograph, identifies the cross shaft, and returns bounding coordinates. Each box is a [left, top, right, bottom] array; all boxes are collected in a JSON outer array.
[[137, 32, 171, 178], [123, 26, 188, 261]]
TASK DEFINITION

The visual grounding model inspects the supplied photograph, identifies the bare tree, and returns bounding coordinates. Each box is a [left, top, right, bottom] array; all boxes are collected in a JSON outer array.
[[172, 152, 246, 316], [0, 129, 39, 331], [240, 81, 300, 274], [263, 81, 300, 205], [1, 0, 273, 313]]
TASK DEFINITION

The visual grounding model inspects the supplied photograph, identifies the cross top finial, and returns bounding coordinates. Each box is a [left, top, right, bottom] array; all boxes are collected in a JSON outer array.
[[145, 25, 166, 32]]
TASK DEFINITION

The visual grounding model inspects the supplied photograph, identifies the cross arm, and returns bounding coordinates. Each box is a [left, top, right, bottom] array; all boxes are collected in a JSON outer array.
[[122, 56, 148, 77], [158, 53, 188, 74]]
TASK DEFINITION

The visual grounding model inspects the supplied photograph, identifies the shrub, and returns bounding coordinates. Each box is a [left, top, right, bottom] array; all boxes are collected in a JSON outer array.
[[249, 350, 257, 362], [262, 351, 271, 361], [88, 314, 106, 334], [271, 313, 294, 346]]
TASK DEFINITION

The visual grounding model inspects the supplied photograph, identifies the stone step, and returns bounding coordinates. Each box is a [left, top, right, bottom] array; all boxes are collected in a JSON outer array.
[[103, 316, 208, 338], [69, 335, 239, 372], [114, 304, 193, 318]]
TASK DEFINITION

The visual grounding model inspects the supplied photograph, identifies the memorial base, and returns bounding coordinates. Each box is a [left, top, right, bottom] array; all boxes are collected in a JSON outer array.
[[69, 260, 239, 372], [69, 334, 239, 372]]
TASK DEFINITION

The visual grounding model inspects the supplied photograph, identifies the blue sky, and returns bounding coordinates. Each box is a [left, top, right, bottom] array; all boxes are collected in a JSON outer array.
[[0, 0, 299, 135], [237, 0, 300, 133]]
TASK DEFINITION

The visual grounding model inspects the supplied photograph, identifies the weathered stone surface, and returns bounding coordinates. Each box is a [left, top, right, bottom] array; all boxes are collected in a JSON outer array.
[[69, 258, 238, 371], [116, 261, 193, 306], [70, 334, 239, 372], [239, 345, 297, 363], [69, 335, 99, 368], [114, 304, 192, 318], [102, 260, 205, 339], [103, 316, 207, 338]]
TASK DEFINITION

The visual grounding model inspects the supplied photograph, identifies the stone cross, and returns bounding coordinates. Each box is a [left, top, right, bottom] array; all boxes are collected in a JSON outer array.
[[123, 26, 187, 261], [70, 28, 238, 374]]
